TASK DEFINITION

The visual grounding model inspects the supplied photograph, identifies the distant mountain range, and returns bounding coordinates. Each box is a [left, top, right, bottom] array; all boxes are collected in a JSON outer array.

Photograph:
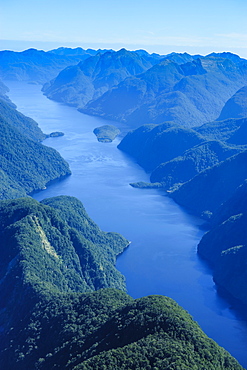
[[43, 48, 158, 108], [42, 50, 247, 127], [0, 48, 106, 84]]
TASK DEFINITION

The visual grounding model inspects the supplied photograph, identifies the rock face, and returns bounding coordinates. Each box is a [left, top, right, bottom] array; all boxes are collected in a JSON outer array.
[[93, 125, 120, 142], [0, 197, 242, 369]]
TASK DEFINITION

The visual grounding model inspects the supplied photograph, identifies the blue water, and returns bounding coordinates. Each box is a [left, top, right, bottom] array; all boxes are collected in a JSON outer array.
[[6, 81, 247, 367]]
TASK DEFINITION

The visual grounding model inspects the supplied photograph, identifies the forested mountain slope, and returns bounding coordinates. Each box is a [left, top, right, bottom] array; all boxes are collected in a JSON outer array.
[[83, 54, 247, 127], [43, 48, 155, 108], [0, 197, 242, 370], [217, 86, 247, 121], [0, 99, 71, 198]]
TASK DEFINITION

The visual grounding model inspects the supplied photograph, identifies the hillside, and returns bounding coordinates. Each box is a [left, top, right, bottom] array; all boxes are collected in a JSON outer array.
[[196, 181, 247, 305], [0, 96, 46, 141], [217, 86, 247, 121], [43, 48, 154, 108], [150, 140, 240, 190], [170, 149, 247, 218], [198, 213, 247, 306], [118, 123, 205, 172], [0, 101, 71, 198], [195, 117, 247, 142], [83, 54, 247, 127], [0, 197, 242, 369]]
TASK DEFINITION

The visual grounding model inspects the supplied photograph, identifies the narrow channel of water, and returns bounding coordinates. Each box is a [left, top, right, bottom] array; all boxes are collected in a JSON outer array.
[[6, 81, 247, 367]]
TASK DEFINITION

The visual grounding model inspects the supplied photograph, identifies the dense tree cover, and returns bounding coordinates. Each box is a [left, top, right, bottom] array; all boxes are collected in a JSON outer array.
[[118, 123, 205, 172], [0, 196, 243, 369], [0, 117, 71, 199], [151, 140, 240, 190], [43, 48, 155, 108], [196, 117, 247, 143], [0, 97, 46, 141], [170, 150, 247, 218], [0, 79, 17, 107], [83, 54, 247, 127], [41, 196, 129, 258], [118, 121, 242, 191], [0, 196, 128, 296], [93, 125, 120, 142], [117, 91, 247, 307], [0, 99, 71, 198], [197, 181, 247, 305]]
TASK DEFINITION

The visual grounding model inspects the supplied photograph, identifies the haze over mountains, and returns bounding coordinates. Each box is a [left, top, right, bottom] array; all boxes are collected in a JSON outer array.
[[0, 47, 111, 84], [1, 46, 247, 368], [42, 49, 247, 128], [43, 48, 158, 108]]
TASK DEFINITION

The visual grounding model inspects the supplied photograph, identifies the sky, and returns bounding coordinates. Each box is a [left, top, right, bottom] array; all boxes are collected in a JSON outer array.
[[1, 0, 247, 57]]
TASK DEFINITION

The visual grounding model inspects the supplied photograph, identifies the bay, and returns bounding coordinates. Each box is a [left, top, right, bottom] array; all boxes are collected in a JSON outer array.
[[6, 81, 247, 367]]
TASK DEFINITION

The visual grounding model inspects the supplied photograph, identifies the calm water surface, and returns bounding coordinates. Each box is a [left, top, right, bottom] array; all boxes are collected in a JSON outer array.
[[7, 81, 247, 367]]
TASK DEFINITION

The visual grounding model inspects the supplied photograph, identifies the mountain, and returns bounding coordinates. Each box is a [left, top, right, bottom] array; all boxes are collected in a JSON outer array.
[[0, 48, 94, 84], [198, 212, 247, 306], [0, 100, 71, 198], [118, 123, 205, 172], [0, 78, 9, 96], [217, 85, 247, 121], [211, 180, 247, 226], [0, 97, 45, 141], [195, 181, 247, 305], [0, 78, 17, 106], [43, 48, 154, 108], [119, 115, 247, 307], [83, 54, 247, 127], [48, 47, 102, 57], [170, 149, 247, 219], [0, 197, 242, 369], [162, 51, 202, 64], [150, 140, 240, 190], [207, 52, 246, 64], [195, 117, 247, 142]]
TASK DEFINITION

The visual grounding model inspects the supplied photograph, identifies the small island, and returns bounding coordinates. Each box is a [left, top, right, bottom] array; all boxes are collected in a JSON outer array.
[[48, 131, 65, 137], [93, 125, 120, 142], [130, 181, 163, 189]]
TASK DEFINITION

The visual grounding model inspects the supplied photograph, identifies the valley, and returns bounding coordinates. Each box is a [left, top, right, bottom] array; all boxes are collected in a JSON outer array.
[[5, 80, 247, 367]]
